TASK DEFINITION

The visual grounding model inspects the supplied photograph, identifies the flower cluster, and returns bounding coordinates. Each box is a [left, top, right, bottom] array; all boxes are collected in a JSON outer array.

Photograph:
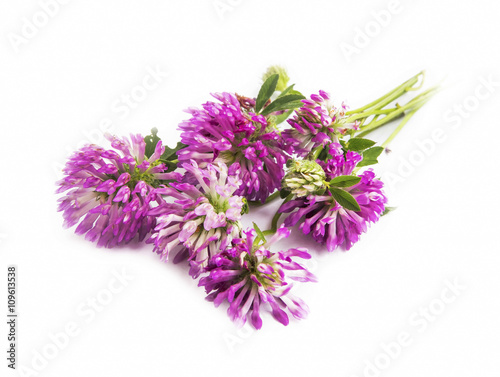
[[283, 90, 359, 156], [280, 144, 387, 251], [178, 92, 289, 202], [147, 160, 245, 278], [57, 134, 180, 248], [199, 227, 316, 328], [57, 67, 433, 328]]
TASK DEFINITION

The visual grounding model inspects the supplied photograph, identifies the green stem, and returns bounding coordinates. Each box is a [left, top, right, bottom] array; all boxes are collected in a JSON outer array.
[[270, 212, 282, 233], [381, 106, 421, 148], [268, 194, 293, 232], [345, 108, 395, 123], [356, 86, 438, 138], [346, 71, 424, 115]]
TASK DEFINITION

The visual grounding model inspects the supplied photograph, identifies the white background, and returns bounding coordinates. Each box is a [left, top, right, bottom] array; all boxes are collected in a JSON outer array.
[[1, 1, 499, 376]]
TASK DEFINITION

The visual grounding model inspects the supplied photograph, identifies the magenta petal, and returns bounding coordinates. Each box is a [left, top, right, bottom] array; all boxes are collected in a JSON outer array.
[[178, 220, 197, 242], [269, 300, 289, 326], [250, 298, 263, 330]]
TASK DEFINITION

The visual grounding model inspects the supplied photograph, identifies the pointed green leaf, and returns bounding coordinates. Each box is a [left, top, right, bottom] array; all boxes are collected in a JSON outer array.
[[160, 161, 178, 172], [145, 128, 187, 171], [144, 128, 161, 158], [363, 146, 384, 159], [357, 146, 384, 167], [252, 222, 266, 243], [158, 142, 187, 171], [357, 159, 377, 167], [277, 84, 295, 98], [274, 109, 294, 125], [330, 187, 360, 212], [382, 206, 396, 216], [160, 141, 187, 161], [260, 94, 305, 116], [329, 175, 361, 188], [277, 84, 303, 99], [255, 74, 279, 113], [346, 137, 376, 151]]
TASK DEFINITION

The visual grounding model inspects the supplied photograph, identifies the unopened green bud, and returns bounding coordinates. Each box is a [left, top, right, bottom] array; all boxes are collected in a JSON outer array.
[[282, 159, 326, 197], [262, 65, 290, 92]]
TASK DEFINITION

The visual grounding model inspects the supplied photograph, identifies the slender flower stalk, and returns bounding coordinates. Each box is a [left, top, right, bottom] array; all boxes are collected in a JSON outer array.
[[356, 86, 439, 138], [199, 226, 317, 329], [340, 72, 437, 139], [345, 71, 424, 115], [56, 134, 181, 247]]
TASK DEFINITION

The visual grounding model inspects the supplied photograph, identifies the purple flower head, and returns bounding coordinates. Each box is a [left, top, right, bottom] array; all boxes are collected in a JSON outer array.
[[283, 91, 359, 157], [56, 134, 181, 248], [279, 144, 387, 251], [199, 226, 317, 329], [177, 92, 289, 202], [318, 142, 363, 177], [148, 160, 245, 277]]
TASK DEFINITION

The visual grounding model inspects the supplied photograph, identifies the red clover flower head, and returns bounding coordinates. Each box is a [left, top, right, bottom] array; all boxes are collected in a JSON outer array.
[[57, 134, 181, 248], [178, 92, 289, 203], [199, 226, 317, 329]]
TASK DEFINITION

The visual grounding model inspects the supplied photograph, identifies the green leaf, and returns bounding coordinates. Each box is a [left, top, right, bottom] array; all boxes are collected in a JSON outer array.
[[346, 137, 376, 151], [160, 161, 177, 172], [283, 100, 305, 109], [276, 85, 303, 99], [277, 84, 295, 98], [274, 109, 294, 125], [252, 222, 266, 243], [357, 146, 384, 167], [329, 175, 361, 188], [382, 206, 396, 216], [363, 146, 384, 159], [330, 187, 360, 212], [315, 186, 327, 195], [158, 142, 186, 171], [255, 74, 279, 113], [144, 128, 187, 171], [260, 94, 305, 116], [144, 128, 161, 158], [357, 159, 377, 167], [160, 141, 186, 161]]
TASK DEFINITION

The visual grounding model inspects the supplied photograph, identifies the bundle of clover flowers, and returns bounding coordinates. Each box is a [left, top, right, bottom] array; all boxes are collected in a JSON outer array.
[[57, 66, 436, 329]]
